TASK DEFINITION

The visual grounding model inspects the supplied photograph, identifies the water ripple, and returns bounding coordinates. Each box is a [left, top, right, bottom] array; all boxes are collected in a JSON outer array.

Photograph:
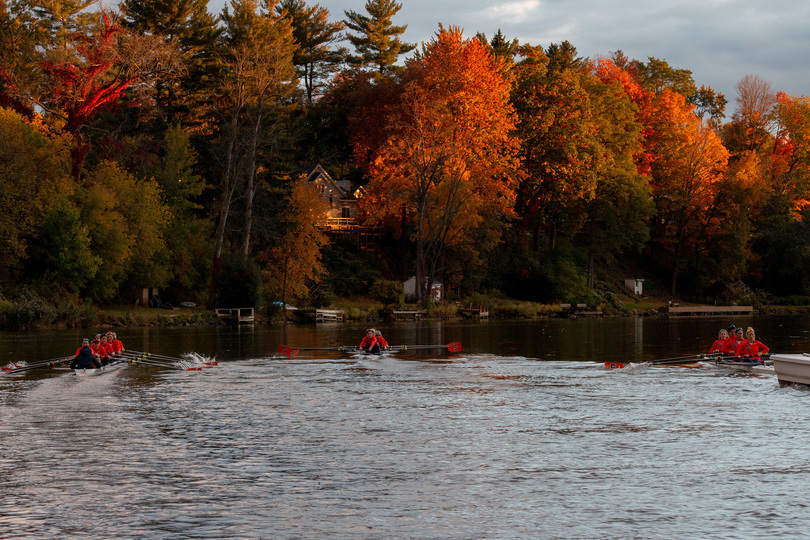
[[2, 356, 810, 538]]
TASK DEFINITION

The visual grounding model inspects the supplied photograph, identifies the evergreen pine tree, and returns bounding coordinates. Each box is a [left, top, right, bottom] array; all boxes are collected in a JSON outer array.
[[344, 0, 414, 74], [277, 0, 345, 103]]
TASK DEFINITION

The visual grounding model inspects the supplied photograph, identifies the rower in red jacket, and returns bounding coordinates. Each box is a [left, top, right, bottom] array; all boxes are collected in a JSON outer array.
[[709, 328, 729, 354], [375, 330, 389, 351], [91, 335, 111, 366], [735, 327, 769, 360], [108, 332, 124, 354], [100, 334, 116, 358], [724, 327, 745, 355], [359, 329, 380, 354]]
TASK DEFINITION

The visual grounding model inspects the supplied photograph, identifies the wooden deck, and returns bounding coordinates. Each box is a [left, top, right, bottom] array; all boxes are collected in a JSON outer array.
[[315, 309, 344, 323], [215, 307, 255, 323], [457, 304, 489, 319], [659, 305, 754, 317], [558, 303, 603, 318], [393, 310, 427, 320]]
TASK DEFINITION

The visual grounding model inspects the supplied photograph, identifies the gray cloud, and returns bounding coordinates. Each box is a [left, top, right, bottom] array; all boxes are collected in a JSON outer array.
[[209, 0, 810, 113]]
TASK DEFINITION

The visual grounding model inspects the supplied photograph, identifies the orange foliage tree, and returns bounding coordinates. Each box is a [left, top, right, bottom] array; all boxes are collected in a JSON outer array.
[[594, 58, 732, 294], [260, 177, 328, 308], [645, 89, 730, 294], [772, 92, 810, 215], [354, 26, 520, 304]]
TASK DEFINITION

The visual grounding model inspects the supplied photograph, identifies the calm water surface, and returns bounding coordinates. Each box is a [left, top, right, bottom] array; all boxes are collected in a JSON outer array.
[[2, 316, 810, 538]]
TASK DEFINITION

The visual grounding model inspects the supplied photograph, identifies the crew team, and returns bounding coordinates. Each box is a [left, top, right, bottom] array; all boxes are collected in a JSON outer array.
[[70, 332, 125, 370], [359, 329, 389, 354], [709, 324, 769, 360]]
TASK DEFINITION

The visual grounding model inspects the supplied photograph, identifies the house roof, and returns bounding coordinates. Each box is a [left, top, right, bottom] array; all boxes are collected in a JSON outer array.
[[307, 164, 351, 199]]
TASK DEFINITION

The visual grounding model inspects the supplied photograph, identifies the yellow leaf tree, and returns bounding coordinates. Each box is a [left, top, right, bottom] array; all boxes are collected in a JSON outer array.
[[261, 177, 328, 308]]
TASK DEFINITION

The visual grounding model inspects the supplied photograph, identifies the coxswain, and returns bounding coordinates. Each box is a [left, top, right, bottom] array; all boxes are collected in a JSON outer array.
[[374, 330, 389, 351], [709, 329, 729, 354], [359, 329, 380, 354], [70, 339, 101, 370], [75, 337, 91, 357], [735, 327, 769, 361]]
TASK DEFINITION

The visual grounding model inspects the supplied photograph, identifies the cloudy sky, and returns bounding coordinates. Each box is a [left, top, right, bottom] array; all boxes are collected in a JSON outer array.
[[208, 0, 810, 115]]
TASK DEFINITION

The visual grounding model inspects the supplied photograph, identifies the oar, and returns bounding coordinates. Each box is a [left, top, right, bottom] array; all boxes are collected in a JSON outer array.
[[605, 352, 723, 370], [125, 350, 218, 367], [711, 353, 772, 365], [125, 356, 201, 371], [389, 342, 463, 353], [2, 356, 73, 374], [278, 345, 358, 356]]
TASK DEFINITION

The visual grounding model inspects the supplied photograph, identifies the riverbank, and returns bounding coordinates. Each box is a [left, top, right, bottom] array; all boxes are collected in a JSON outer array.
[[4, 292, 810, 331]]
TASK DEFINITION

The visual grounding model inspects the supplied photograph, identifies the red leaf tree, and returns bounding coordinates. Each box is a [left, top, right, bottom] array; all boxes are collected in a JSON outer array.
[[42, 14, 136, 179]]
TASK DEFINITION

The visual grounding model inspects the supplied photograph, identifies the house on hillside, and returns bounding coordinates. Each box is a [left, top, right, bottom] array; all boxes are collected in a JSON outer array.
[[306, 165, 358, 222]]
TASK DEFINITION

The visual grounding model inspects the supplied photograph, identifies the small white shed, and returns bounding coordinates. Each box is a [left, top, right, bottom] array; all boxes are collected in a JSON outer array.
[[403, 276, 443, 302], [624, 278, 645, 296]]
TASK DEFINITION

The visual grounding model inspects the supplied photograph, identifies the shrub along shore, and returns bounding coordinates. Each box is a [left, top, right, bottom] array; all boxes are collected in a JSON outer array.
[[2, 292, 808, 331]]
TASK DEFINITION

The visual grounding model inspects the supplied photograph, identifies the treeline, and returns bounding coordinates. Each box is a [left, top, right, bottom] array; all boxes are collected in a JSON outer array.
[[1, 0, 810, 318]]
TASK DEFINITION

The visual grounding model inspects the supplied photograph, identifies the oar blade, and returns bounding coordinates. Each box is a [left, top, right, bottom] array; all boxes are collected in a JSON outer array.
[[604, 362, 627, 370], [447, 342, 462, 353], [278, 345, 299, 357]]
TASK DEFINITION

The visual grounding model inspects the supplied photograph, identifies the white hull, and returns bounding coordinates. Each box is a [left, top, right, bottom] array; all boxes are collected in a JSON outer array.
[[770, 353, 810, 386], [74, 359, 127, 377]]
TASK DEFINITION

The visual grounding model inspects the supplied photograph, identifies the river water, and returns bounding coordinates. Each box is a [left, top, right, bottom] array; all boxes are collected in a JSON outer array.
[[2, 315, 810, 539]]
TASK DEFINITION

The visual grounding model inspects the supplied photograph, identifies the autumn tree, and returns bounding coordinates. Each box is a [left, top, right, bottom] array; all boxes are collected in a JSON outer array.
[[344, 0, 414, 74], [576, 72, 653, 290], [356, 26, 519, 305], [210, 0, 297, 305], [645, 90, 730, 294], [277, 0, 344, 103], [120, 0, 220, 125], [78, 160, 171, 300], [261, 177, 328, 309], [0, 0, 40, 116], [726, 74, 777, 155], [41, 13, 136, 179], [0, 108, 73, 287], [744, 92, 810, 294], [513, 42, 604, 251]]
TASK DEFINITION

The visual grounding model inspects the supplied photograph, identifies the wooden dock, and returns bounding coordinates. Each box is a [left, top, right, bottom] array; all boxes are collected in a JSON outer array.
[[457, 304, 489, 319], [215, 307, 255, 323], [558, 303, 603, 318], [659, 305, 754, 317], [315, 309, 344, 323], [393, 310, 427, 321]]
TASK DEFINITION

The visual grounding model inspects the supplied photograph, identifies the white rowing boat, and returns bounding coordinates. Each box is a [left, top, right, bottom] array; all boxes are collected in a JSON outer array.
[[74, 358, 128, 377], [701, 359, 774, 376], [769, 353, 810, 386]]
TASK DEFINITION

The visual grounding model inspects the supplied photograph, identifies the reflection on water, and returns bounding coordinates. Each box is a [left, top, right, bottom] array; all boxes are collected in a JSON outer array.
[[2, 317, 810, 538]]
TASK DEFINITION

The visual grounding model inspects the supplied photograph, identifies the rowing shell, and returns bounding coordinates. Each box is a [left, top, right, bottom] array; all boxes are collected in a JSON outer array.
[[74, 358, 128, 377], [701, 359, 775, 376]]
